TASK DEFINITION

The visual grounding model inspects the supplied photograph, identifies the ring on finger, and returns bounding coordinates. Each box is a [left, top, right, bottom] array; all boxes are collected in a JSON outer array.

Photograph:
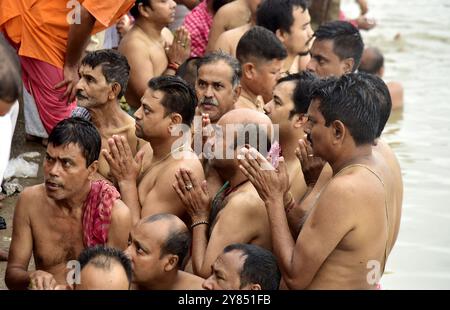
[[185, 184, 193, 191]]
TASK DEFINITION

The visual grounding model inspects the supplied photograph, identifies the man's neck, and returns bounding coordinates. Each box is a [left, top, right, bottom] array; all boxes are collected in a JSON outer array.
[[150, 137, 182, 163], [280, 134, 302, 162], [87, 100, 124, 129], [239, 85, 258, 106], [330, 144, 373, 175], [135, 18, 165, 41], [283, 54, 297, 73], [139, 271, 178, 290], [217, 164, 248, 188], [56, 183, 91, 214]]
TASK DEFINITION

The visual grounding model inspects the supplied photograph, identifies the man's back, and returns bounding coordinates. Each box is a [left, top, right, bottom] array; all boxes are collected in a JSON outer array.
[[214, 24, 252, 57], [119, 27, 173, 109], [206, 0, 250, 52]]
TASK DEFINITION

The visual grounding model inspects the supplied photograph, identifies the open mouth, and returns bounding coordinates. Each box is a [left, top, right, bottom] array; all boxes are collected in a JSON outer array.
[[45, 181, 63, 190]]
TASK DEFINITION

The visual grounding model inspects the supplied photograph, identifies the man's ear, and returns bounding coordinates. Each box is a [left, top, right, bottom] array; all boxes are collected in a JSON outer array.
[[342, 58, 355, 74], [138, 3, 150, 17], [242, 283, 261, 290], [275, 29, 286, 44], [87, 160, 99, 180], [168, 113, 183, 133], [232, 84, 242, 103], [163, 255, 179, 272], [110, 83, 121, 100], [242, 62, 255, 80], [293, 113, 307, 129], [332, 120, 346, 144]]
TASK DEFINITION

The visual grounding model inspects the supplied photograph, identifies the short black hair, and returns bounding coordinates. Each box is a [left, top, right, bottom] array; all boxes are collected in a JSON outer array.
[[148, 75, 197, 126], [292, 71, 318, 115], [144, 213, 191, 268], [130, 0, 152, 19], [78, 245, 133, 285], [0, 35, 22, 103], [197, 51, 242, 88], [236, 26, 287, 64], [363, 73, 391, 137], [314, 21, 364, 71], [311, 73, 380, 146], [359, 47, 384, 75], [176, 56, 200, 88], [81, 49, 130, 98], [48, 117, 101, 167], [257, 0, 310, 34], [223, 243, 281, 290]]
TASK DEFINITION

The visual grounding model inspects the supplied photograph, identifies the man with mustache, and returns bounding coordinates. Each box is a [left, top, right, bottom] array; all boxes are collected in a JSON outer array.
[[75, 49, 151, 183], [5, 118, 131, 290], [119, 0, 191, 112]]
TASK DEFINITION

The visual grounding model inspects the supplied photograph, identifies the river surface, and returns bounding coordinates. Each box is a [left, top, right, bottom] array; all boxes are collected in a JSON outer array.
[[342, 0, 450, 289]]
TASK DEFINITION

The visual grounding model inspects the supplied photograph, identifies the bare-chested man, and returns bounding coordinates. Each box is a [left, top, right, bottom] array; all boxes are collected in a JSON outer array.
[[359, 47, 404, 110], [119, 0, 191, 110], [235, 26, 287, 111], [125, 213, 204, 290], [257, 0, 314, 73], [214, 0, 261, 56], [5, 118, 131, 290], [75, 49, 151, 182], [173, 109, 273, 278], [206, 0, 250, 52], [104, 75, 204, 225], [240, 74, 399, 289], [263, 72, 317, 224]]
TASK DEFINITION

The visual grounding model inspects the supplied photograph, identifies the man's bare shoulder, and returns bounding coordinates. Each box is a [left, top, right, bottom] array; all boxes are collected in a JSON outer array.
[[225, 184, 265, 214], [119, 29, 148, 50], [111, 199, 130, 219], [17, 184, 46, 206], [178, 270, 204, 290]]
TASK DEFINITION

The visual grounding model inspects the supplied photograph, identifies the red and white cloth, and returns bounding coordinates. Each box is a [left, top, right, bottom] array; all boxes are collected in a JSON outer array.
[[183, 0, 213, 57], [82, 180, 121, 247]]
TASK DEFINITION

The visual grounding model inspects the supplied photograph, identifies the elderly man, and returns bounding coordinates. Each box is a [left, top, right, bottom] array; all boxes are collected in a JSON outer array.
[[240, 74, 398, 289], [202, 243, 281, 290], [6, 118, 131, 290], [125, 213, 204, 290], [75, 49, 150, 183]]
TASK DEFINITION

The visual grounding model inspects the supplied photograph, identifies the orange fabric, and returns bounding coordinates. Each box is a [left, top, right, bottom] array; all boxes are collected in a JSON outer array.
[[0, 0, 135, 68]]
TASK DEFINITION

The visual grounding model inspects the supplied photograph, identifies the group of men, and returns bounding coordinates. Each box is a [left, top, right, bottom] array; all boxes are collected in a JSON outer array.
[[1, 0, 403, 290]]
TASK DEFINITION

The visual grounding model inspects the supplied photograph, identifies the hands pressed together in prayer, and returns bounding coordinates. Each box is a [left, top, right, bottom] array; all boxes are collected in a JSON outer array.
[[173, 168, 211, 224], [102, 135, 144, 185], [166, 27, 192, 67]]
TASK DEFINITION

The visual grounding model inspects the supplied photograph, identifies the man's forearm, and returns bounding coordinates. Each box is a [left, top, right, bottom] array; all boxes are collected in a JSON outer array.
[[65, 6, 96, 67], [265, 198, 299, 285], [118, 181, 142, 226], [5, 267, 31, 290], [191, 224, 210, 278]]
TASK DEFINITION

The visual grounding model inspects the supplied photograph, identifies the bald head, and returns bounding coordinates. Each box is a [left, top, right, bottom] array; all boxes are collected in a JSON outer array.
[[218, 109, 274, 157], [359, 47, 384, 76], [140, 214, 190, 268]]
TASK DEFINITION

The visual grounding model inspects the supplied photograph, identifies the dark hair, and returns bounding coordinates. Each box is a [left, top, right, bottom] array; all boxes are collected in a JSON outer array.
[[78, 245, 133, 285], [197, 51, 242, 88], [314, 21, 364, 71], [0, 35, 22, 103], [212, 0, 234, 13], [223, 243, 281, 290], [81, 49, 130, 98], [311, 73, 380, 145], [48, 117, 101, 167], [359, 47, 384, 75], [363, 73, 391, 137], [176, 57, 200, 88], [292, 71, 318, 115], [148, 75, 197, 126], [257, 0, 310, 34], [144, 213, 191, 268], [130, 0, 152, 19], [236, 26, 287, 64]]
